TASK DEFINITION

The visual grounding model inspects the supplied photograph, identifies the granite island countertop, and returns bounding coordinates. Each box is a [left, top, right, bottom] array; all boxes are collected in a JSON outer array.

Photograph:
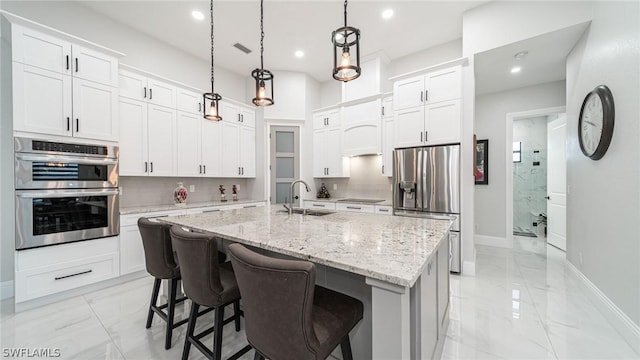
[[120, 199, 266, 215], [159, 205, 451, 287]]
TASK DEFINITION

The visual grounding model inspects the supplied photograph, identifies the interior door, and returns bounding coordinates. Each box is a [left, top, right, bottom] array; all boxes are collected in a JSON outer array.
[[547, 114, 567, 251], [270, 126, 299, 205]]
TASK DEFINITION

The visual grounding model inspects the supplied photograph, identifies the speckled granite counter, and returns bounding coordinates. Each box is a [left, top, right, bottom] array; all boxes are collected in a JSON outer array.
[[120, 199, 265, 215], [160, 205, 450, 287]]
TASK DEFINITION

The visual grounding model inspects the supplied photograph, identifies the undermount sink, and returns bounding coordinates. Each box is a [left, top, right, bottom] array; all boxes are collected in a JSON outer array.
[[278, 208, 336, 216]]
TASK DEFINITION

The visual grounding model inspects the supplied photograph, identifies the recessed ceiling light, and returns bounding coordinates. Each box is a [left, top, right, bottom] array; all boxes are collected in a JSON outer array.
[[514, 51, 529, 60], [511, 66, 522, 74], [294, 50, 304, 58], [382, 9, 394, 19], [191, 10, 204, 21]]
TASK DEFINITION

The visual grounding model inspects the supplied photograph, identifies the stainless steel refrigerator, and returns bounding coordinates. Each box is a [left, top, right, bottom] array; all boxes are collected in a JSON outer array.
[[392, 144, 461, 273]]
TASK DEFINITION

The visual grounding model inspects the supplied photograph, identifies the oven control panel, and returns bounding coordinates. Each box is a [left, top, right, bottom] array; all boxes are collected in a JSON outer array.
[[32, 140, 108, 156]]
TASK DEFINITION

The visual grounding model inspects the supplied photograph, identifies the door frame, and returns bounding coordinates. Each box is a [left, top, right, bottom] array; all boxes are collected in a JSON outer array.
[[265, 121, 303, 205], [505, 106, 565, 248]]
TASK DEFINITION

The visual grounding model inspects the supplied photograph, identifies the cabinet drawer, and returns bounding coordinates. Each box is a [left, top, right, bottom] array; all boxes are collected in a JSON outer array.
[[15, 252, 119, 302], [121, 209, 186, 226], [335, 203, 375, 213], [16, 237, 118, 271], [374, 205, 393, 215], [304, 201, 336, 210], [186, 206, 225, 214]]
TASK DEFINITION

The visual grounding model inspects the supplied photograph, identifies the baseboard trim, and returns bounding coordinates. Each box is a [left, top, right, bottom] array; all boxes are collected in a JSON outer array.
[[462, 260, 475, 276], [0, 280, 14, 300], [567, 261, 640, 355], [474, 234, 511, 248]]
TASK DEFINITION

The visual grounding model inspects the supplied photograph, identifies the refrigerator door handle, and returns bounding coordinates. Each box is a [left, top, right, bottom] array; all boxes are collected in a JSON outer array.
[[416, 148, 424, 210]]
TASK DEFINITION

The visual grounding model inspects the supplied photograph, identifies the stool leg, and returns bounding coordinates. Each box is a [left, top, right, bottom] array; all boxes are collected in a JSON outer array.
[[146, 278, 161, 329], [213, 306, 224, 360], [340, 335, 353, 360], [253, 351, 265, 360], [233, 300, 241, 332], [182, 303, 199, 360], [165, 278, 178, 349]]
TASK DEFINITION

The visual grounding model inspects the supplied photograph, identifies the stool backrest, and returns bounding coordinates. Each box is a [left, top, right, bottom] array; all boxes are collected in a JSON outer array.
[[228, 244, 320, 360], [137, 217, 179, 279], [169, 226, 224, 306]]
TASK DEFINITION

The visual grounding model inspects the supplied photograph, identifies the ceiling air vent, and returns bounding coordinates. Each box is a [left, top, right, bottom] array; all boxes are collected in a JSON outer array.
[[233, 43, 252, 54]]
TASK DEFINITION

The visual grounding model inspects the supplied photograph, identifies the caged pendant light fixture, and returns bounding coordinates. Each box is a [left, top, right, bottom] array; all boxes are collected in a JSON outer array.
[[251, 0, 274, 106], [332, 0, 361, 82], [203, 0, 222, 121]]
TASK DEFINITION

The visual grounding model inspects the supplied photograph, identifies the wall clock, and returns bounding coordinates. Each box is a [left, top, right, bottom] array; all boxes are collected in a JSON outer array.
[[578, 85, 615, 160]]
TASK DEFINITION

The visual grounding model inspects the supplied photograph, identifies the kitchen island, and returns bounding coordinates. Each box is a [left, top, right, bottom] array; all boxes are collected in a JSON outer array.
[[161, 205, 452, 359]]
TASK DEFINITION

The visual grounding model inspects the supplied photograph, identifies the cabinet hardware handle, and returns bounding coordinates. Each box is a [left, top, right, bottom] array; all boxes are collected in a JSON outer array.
[[75, 58, 78, 72], [75, 118, 79, 132], [420, 132, 423, 142], [243, 205, 257, 208], [241, 167, 244, 175], [203, 165, 206, 174], [66, 117, 70, 131], [425, 90, 428, 102], [382, 106, 385, 116], [238, 167, 241, 175], [150, 162, 153, 173], [346, 206, 361, 210], [199, 165, 202, 174], [149, 88, 153, 100], [144, 87, 147, 98], [145, 162, 148, 173], [382, 165, 385, 174], [379, 209, 389, 212], [241, 114, 244, 122], [66, 55, 69, 70], [198, 103, 201, 112], [55, 269, 92, 281], [425, 131, 428, 142], [312, 204, 323, 207], [203, 209, 220, 213], [420, 90, 424, 103]]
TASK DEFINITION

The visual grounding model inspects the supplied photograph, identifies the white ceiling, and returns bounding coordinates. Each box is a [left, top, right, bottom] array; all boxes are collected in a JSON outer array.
[[474, 22, 590, 95], [80, 0, 485, 82]]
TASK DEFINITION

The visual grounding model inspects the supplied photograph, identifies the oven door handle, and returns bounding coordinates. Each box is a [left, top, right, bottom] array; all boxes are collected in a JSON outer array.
[[15, 154, 118, 165], [16, 189, 119, 198]]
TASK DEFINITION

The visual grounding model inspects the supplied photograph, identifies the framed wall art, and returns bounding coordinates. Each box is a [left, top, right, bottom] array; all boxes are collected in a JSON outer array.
[[475, 139, 489, 185]]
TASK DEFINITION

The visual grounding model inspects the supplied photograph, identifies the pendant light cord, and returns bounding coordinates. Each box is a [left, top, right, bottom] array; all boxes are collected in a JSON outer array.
[[343, 0, 348, 27], [260, 0, 264, 70], [210, 0, 215, 93]]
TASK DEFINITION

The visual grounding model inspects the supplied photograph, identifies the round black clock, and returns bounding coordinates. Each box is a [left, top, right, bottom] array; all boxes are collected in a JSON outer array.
[[578, 85, 615, 160]]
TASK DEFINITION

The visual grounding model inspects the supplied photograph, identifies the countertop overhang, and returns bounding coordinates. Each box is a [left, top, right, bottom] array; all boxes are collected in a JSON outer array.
[[160, 206, 451, 287]]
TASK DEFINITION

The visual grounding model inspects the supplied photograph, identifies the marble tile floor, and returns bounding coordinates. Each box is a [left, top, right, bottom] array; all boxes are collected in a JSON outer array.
[[1, 236, 638, 359]]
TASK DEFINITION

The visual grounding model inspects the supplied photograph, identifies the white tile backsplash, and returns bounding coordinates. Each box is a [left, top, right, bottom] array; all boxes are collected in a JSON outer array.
[[314, 155, 393, 200]]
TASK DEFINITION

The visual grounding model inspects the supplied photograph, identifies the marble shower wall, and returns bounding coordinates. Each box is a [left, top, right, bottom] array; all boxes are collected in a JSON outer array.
[[513, 116, 548, 234]]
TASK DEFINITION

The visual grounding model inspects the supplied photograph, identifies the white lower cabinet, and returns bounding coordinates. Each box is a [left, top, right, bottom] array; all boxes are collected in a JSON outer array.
[[421, 255, 439, 359], [374, 205, 393, 215], [15, 237, 120, 303], [437, 235, 450, 330], [335, 203, 375, 213], [303, 201, 336, 210]]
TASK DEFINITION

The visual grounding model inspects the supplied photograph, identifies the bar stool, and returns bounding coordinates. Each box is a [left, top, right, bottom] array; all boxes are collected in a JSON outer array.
[[228, 244, 364, 360], [169, 226, 251, 360], [137, 217, 188, 349]]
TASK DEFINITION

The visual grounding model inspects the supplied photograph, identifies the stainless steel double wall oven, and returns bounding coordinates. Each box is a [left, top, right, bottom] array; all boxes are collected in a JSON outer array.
[[15, 137, 119, 250]]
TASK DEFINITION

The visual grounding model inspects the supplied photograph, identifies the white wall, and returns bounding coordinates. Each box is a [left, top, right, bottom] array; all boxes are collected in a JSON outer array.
[[474, 80, 565, 239], [462, 1, 593, 56], [0, 1, 247, 101], [565, 1, 640, 325], [263, 71, 307, 120], [319, 80, 341, 108], [388, 39, 462, 78]]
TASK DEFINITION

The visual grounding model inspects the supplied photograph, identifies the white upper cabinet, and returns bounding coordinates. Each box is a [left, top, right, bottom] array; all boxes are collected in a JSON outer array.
[[177, 88, 204, 115], [176, 111, 221, 177], [342, 56, 388, 102], [118, 69, 176, 109], [382, 117, 394, 177], [201, 119, 221, 177], [393, 65, 462, 147], [147, 105, 177, 177], [312, 107, 349, 178], [118, 70, 147, 101], [119, 97, 148, 176], [382, 96, 393, 119], [313, 108, 340, 130], [342, 99, 382, 156], [11, 23, 120, 142], [147, 78, 176, 108], [220, 101, 256, 178]]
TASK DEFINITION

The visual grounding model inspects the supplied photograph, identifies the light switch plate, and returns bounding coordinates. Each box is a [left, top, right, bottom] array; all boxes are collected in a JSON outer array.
[[189, 185, 195, 192]]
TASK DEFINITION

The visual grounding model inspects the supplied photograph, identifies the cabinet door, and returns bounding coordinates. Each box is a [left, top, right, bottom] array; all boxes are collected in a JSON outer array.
[[12, 63, 71, 137], [72, 78, 118, 141], [72, 45, 118, 87], [119, 70, 147, 101], [120, 225, 146, 275], [382, 96, 393, 118], [393, 75, 424, 111], [342, 58, 380, 102], [147, 105, 177, 176], [420, 258, 439, 359], [313, 129, 327, 177], [437, 236, 450, 330], [394, 107, 425, 148], [240, 126, 256, 177], [425, 67, 461, 104], [325, 108, 340, 128], [240, 108, 255, 128], [221, 102, 240, 122], [326, 127, 348, 177], [177, 88, 203, 115], [176, 111, 202, 177], [425, 100, 461, 145], [147, 78, 176, 108], [313, 112, 327, 130], [342, 99, 381, 156], [382, 118, 394, 177], [12, 24, 71, 75], [221, 122, 240, 177], [201, 119, 221, 177], [118, 98, 148, 176]]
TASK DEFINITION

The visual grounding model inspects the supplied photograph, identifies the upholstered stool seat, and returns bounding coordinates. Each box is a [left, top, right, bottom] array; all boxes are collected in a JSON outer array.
[[228, 243, 364, 360]]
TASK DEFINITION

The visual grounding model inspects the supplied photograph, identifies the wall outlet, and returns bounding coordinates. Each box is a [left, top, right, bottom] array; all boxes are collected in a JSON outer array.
[[333, 184, 337, 190], [189, 185, 195, 192]]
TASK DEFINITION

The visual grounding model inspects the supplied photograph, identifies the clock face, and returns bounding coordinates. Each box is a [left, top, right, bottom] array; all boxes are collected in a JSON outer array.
[[580, 92, 604, 156], [578, 85, 614, 160]]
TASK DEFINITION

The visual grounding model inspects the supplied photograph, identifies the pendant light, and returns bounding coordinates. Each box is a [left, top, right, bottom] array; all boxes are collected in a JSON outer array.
[[251, 0, 274, 106], [203, 0, 222, 121], [332, 0, 361, 82]]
